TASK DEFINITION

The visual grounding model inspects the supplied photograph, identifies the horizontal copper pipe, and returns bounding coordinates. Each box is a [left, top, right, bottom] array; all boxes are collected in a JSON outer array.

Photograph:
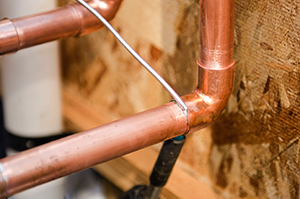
[[0, 102, 188, 198], [0, 0, 122, 56], [199, 0, 235, 68]]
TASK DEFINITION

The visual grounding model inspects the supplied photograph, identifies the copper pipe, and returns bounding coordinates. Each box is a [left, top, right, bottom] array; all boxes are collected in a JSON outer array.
[[0, 0, 122, 56], [0, 0, 235, 197], [199, 0, 235, 68], [0, 103, 188, 198], [187, 0, 235, 130]]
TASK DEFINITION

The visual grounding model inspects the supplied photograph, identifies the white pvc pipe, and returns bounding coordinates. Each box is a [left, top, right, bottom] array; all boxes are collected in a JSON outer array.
[[0, 0, 62, 137], [0, 0, 64, 198]]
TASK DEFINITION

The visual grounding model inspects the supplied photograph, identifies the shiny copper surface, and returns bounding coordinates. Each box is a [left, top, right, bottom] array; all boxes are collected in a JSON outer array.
[[0, 20, 19, 56], [183, 0, 235, 131], [0, 103, 187, 198], [0, 0, 122, 56], [199, 0, 235, 68], [183, 62, 235, 133]]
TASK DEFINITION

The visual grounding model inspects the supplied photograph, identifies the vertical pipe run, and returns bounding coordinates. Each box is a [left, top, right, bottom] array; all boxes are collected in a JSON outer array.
[[199, 0, 235, 68]]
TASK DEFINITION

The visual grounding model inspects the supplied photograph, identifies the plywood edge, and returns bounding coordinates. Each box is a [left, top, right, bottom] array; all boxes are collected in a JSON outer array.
[[62, 89, 222, 199]]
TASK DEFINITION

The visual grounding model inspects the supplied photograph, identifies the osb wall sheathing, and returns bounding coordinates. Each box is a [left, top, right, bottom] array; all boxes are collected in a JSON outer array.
[[59, 0, 300, 198]]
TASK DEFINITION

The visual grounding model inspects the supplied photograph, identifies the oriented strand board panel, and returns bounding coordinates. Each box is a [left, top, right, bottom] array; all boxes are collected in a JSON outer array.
[[207, 1, 300, 198], [60, 0, 300, 198]]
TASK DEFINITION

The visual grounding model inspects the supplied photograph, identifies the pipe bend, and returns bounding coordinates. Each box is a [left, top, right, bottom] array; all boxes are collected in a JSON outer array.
[[73, 0, 123, 36], [95, 0, 123, 21], [183, 61, 235, 133]]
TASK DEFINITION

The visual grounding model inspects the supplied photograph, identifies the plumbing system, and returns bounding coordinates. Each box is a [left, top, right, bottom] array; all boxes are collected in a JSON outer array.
[[0, 0, 235, 198]]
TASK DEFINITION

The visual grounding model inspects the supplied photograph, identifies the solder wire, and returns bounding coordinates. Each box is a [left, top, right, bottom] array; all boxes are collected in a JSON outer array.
[[76, 0, 188, 115]]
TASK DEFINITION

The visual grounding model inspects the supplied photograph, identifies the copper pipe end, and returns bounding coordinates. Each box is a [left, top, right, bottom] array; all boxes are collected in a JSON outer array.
[[199, 0, 235, 68], [0, 0, 123, 56]]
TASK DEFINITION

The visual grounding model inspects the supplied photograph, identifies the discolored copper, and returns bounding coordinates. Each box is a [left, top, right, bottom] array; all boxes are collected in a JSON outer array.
[[0, 0, 122, 56]]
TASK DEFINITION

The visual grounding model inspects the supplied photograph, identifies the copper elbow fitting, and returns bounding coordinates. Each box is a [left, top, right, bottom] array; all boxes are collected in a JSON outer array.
[[183, 61, 235, 133], [0, 0, 122, 56]]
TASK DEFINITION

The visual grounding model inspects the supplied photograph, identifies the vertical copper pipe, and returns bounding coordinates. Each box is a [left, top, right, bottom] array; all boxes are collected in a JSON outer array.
[[0, 0, 122, 56], [199, 0, 235, 68]]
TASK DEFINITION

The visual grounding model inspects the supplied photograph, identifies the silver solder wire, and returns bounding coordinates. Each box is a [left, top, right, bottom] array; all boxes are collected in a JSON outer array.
[[76, 0, 188, 114]]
